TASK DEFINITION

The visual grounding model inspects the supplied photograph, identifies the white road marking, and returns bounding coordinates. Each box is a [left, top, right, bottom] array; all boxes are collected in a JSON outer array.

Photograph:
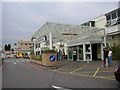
[[52, 85, 72, 90], [7, 61, 9, 62], [14, 62, 16, 64]]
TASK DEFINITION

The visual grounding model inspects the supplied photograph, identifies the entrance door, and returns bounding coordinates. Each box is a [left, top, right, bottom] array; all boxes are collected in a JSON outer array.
[[92, 44, 97, 60], [68, 47, 73, 60], [92, 44, 102, 60], [73, 46, 78, 60]]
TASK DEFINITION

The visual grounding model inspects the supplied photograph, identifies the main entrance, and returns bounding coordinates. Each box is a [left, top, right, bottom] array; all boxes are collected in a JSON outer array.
[[68, 43, 103, 61], [92, 44, 102, 60]]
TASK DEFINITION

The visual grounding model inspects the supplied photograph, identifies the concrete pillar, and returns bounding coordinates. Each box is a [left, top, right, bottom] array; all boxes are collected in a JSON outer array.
[[83, 44, 86, 61], [49, 33, 52, 49]]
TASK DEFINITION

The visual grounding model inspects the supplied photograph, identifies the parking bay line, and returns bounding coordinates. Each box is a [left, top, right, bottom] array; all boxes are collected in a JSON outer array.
[[69, 66, 87, 73], [53, 70, 115, 80], [52, 65, 73, 71], [93, 68, 100, 77]]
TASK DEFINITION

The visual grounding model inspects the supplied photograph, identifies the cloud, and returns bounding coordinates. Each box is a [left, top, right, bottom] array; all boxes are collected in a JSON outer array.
[[2, 2, 118, 45]]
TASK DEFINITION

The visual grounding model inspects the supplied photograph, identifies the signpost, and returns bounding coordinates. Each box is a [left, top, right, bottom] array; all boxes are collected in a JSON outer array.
[[37, 36, 47, 43], [49, 55, 56, 62]]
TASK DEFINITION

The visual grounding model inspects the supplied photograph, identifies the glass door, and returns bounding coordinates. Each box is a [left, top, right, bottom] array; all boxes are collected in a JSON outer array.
[[78, 45, 83, 60], [68, 47, 73, 60]]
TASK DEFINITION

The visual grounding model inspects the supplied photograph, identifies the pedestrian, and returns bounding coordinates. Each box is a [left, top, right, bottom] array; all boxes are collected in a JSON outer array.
[[57, 51, 61, 61], [73, 50, 77, 63], [62, 51, 65, 60], [108, 48, 112, 66], [103, 48, 108, 67]]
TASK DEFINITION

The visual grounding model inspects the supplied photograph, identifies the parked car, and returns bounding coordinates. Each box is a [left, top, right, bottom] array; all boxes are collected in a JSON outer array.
[[114, 66, 120, 83]]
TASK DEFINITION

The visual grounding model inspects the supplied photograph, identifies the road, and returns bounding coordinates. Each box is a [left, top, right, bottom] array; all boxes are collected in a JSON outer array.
[[2, 58, 120, 89]]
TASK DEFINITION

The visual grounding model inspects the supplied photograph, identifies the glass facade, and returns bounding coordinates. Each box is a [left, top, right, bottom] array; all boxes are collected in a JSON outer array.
[[68, 47, 73, 60], [78, 45, 83, 60]]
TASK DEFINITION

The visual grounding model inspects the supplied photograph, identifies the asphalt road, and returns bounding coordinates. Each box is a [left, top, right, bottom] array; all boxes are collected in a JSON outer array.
[[2, 58, 120, 89]]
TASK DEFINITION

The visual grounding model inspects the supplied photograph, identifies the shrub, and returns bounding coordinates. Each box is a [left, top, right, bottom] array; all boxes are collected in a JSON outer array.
[[43, 49, 56, 53], [30, 51, 34, 55], [111, 44, 120, 61], [32, 56, 42, 61]]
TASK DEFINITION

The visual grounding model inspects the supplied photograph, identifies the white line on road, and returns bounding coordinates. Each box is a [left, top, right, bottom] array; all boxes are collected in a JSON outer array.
[[52, 85, 72, 90], [7, 61, 9, 62], [13, 62, 16, 64]]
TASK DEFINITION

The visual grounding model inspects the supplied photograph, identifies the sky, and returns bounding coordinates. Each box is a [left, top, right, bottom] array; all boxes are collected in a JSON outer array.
[[1, 1, 119, 47]]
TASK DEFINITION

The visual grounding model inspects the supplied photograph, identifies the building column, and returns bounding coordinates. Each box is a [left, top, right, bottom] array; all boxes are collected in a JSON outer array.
[[49, 33, 52, 49], [83, 44, 86, 61]]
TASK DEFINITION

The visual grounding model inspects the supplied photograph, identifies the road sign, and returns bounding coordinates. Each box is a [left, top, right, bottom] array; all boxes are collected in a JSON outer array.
[[62, 33, 78, 35], [49, 55, 56, 61]]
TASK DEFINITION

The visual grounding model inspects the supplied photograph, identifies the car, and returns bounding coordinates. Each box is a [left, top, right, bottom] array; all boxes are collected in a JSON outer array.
[[114, 66, 120, 83]]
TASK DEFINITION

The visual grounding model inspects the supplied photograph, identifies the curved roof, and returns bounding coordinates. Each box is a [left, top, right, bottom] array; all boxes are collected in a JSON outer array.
[[32, 22, 105, 45]]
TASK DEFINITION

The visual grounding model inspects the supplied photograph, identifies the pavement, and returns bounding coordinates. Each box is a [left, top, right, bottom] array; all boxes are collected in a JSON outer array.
[[2, 58, 120, 89], [31, 59, 119, 81]]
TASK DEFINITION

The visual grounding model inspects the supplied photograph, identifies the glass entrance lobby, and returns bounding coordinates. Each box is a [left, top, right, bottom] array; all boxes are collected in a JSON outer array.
[[68, 43, 102, 61]]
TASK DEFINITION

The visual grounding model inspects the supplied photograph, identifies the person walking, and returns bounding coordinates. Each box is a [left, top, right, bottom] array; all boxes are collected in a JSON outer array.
[[103, 48, 108, 67], [57, 51, 61, 61], [73, 50, 77, 63], [108, 48, 112, 66]]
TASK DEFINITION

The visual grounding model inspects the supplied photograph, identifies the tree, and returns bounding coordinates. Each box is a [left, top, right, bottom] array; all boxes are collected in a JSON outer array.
[[8, 44, 11, 51], [4, 44, 8, 51], [4, 44, 11, 51]]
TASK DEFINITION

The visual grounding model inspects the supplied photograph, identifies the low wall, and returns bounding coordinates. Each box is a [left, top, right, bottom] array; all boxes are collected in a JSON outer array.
[[30, 59, 42, 65], [41, 52, 57, 66]]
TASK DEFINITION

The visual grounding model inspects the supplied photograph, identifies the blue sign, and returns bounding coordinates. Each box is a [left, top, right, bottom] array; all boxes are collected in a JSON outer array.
[[49, 55, 56, 61]]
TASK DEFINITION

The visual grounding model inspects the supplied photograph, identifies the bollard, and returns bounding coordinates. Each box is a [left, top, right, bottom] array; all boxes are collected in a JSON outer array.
[[105, 58, 108, 67]]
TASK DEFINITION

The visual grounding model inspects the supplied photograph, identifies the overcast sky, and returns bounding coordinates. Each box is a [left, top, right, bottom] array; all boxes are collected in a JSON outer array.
[[1, 2, 118, 46]]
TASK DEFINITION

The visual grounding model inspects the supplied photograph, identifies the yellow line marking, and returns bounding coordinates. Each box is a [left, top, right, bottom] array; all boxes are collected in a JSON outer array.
[[107, 76, 115, 77], [52, 65, 72, 71], [93, 68, 100, 77], [60, 68, 79, 70], [98, 76, 115, 77], [76, 71, 95, 73], [98, 71, 113, 72], [53, 70, 115, 80], [69, 66, 87, 73]]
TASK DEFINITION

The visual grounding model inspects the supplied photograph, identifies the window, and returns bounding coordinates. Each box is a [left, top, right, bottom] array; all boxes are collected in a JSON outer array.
[[29, 43, 32, 45], [106, 14, 111, 21], [112, 12, 117, 19], [118, 10, 120, 17], [25, 43, 28, 45], [90, 21, 95, 27], [38, 43, 40, 48], [21, 43, 23, 45]]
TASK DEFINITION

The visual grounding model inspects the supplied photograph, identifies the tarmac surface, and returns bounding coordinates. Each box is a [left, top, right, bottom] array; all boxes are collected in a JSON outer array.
[[2, 58, 120, 89], [33, 60, 119, 81]]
